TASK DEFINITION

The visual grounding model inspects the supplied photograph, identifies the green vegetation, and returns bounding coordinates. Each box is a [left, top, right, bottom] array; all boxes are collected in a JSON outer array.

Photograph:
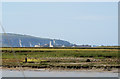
[[1, 47, 119, 71]]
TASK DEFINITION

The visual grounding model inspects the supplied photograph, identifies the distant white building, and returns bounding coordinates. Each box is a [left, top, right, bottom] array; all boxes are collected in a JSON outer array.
[[49, 41, 53, 47], [72, 46, 75, 47], [34, 45, 41, 47], [29, 42, 32, 47], [34, 43, 43, 47], [61, 45, 65, 47], [19, 39, 22, 47], [53, 39, 56, 45]]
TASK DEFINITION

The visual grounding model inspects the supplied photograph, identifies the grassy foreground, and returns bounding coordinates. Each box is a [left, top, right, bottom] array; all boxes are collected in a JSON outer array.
[[1, 47, 119, 71]]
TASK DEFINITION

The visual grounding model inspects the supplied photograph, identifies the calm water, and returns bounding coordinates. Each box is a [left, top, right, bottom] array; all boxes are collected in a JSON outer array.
[[2, 69, 118, 77]]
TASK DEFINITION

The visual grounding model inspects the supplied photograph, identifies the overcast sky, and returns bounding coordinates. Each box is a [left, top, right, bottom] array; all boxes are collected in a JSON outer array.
[[2, 2, 118, 45]]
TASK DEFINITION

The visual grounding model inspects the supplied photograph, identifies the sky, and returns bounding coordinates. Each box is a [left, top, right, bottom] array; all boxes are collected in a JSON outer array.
[[2, 2, 118, 45], [1, 0, 119, 2]]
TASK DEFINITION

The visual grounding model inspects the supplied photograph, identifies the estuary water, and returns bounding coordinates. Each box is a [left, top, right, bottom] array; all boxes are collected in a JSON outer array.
[[2, 69, 118, 77]]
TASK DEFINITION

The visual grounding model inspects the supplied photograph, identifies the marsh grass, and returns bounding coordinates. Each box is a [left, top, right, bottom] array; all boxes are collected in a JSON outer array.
[[1, 47, 119, 70]]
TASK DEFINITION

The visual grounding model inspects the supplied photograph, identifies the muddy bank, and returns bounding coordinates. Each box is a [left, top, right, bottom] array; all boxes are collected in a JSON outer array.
[[1, 65, 119, 73]]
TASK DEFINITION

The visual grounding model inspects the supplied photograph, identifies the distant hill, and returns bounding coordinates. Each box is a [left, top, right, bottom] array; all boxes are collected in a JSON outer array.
[[1, 33, 72, 47]]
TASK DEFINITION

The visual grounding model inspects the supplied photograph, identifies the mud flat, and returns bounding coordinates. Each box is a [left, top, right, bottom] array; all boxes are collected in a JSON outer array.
[[2, 69, 118, 77]]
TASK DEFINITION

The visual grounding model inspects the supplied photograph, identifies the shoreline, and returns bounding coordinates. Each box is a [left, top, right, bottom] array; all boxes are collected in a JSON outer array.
[[1, 67, 119, 73]]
